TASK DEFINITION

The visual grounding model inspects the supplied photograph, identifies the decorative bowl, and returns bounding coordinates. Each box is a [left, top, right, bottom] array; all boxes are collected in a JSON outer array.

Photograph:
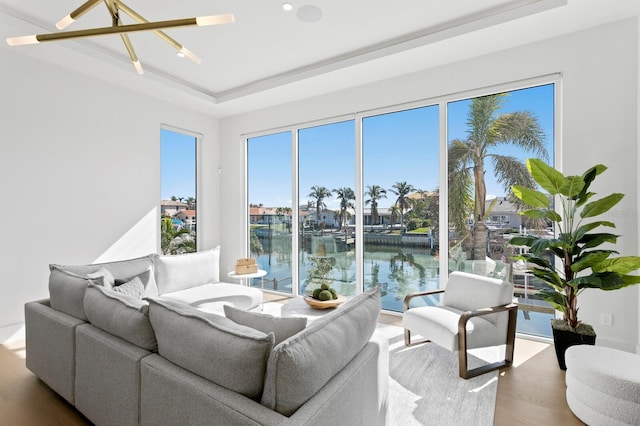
[[303, 294, 346, 310]]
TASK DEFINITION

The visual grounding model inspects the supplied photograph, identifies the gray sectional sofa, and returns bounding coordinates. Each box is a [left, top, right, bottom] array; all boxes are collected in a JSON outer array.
[[25, 248, 388, 425]]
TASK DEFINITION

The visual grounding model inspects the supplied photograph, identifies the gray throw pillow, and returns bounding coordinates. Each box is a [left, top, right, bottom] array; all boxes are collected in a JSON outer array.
[[113, 276, 144, 299], [147, 298, 274, 400], [49, 254, 157, 320], [224, 305, 307, 345], [261, 286, 381, 416], [83, 283, 157, 351], [87, 267, 116, 289]]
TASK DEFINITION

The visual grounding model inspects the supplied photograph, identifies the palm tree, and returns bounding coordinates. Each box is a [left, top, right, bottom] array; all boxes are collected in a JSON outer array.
[[389, 205, 401, 229], [333, 187, 355, 230], [365, 185, 387, 226], [185, 196, 196, 210], [389, 181, 415, 231], [448, 93, 548, 260], [308, 185, 331, 230], [160, 216, 194, 255]]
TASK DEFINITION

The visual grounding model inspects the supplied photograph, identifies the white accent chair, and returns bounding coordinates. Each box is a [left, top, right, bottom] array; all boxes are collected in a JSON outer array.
[[403, 271, 518, 379]]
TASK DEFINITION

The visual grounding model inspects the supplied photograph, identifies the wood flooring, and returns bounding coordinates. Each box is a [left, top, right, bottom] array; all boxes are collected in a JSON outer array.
[[0, 310, 584, 425]]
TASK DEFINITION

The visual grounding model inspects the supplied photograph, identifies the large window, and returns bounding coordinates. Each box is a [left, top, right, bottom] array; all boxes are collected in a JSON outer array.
[[298, 120, 356, 297], [160, 128, 197, 254], [362, 106, 440, 312], [245, 80, 556, 338], [447, 84, 555, 338], [247, 132, 293, 292]]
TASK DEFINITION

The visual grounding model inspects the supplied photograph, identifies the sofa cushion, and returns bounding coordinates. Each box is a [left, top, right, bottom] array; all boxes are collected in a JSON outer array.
[[159, 283, 263, 315], [147, 298, 274, 400], [261, 286, 381, 416], [83, 283, 157, 351], [49, 254, 157, 320], [224, 305, 307, 345], [154, 247, 220, 295]]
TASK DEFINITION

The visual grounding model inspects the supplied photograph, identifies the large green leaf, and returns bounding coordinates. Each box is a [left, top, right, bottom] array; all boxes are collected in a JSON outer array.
[[571, 251, 612, 272], [537, 289, 567, 313], [520, 209, 562, 222], [511, 185, 549, 208], [579, 233, 618, 249], [508, 235, 538, 247], [574, 221, 615, 241], [580, 193, 624, 218], [558, 175, 585, 198], [527, 158, 564, 195], [592, 256, 640, 274]]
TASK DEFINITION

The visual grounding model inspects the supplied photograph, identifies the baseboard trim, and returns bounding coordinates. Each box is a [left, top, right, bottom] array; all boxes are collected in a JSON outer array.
[[0, 322, 25, 344]]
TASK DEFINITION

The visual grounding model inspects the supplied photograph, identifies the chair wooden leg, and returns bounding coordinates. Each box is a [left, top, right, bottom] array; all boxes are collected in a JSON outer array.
[[458, 305, 518, 379], [404, 329, 430, 347]]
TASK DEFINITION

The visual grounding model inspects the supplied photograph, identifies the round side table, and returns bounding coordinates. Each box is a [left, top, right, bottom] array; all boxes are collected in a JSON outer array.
[[227, 269, 267, 288]]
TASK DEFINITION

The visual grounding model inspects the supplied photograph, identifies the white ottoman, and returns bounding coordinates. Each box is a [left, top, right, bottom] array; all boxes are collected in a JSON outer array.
[[565, 345, 640, 426]]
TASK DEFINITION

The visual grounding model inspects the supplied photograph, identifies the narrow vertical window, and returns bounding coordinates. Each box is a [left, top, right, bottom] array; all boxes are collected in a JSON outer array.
[[362, 106, 440, 312], [160, 128, 197, 254], [247, 132, 293, 293], [298, 120, 356, 297]]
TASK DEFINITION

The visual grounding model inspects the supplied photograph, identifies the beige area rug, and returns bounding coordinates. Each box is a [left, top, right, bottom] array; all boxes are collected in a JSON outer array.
[[261, 302, 498, 425]]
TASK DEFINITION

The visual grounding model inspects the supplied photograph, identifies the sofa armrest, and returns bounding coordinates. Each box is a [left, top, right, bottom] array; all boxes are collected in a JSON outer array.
[[284, 334, 389, 426], [25, 299, 86, 404]]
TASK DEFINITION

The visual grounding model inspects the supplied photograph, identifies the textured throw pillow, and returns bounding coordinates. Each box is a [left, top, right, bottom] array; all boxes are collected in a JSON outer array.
[[147, 298, 274, 400], [261, 286, 381, 416], [114, 267, 157, 298], [154, 247, 220, 294], [224, 305, 307, 345], [83, 283, 157, 351], [113, 276, 144, 299], [87, 267, 116, 290]]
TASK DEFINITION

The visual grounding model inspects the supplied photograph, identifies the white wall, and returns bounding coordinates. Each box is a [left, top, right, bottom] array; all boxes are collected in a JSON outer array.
[[0, 48, 220, 340], [220, 19, 639, 351]]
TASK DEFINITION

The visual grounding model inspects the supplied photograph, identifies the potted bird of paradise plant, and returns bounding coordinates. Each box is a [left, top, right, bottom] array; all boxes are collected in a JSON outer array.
[[509, 158, 640, 369]]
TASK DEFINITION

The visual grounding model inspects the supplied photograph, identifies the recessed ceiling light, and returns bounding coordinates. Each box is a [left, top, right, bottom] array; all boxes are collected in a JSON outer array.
[[282, 3, 293, 12]]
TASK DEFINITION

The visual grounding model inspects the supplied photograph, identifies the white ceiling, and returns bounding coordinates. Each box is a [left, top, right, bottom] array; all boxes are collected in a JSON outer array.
[[1, 0, 638, 117]]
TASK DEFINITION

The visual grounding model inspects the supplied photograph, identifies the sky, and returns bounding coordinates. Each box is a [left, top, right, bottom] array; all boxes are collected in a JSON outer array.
[[161, 84, 554, 209], [160, 129, 197, 200], [247, 83, 554, 210]]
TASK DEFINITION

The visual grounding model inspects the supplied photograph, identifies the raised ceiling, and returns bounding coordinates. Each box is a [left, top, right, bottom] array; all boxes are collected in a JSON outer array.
[[0, 0, 638, 117]]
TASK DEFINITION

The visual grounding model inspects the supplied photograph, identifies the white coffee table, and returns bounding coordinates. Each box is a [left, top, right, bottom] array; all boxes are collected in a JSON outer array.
[[227, 269, 267, 288]]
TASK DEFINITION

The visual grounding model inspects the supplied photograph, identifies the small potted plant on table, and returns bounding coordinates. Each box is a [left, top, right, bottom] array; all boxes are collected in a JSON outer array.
[[510, 159, 640, 369]]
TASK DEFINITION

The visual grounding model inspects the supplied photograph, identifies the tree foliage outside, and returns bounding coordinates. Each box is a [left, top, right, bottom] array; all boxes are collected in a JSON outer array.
[[160, 216, 195, 255], [448, 93, 548, 260]]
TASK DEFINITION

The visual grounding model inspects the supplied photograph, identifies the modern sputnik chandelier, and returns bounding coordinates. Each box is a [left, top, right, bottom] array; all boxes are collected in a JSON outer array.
[[6, 0, 234, 75]]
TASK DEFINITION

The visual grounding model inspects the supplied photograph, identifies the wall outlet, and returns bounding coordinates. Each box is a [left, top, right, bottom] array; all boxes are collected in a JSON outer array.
[[600, 313, 613, 326]]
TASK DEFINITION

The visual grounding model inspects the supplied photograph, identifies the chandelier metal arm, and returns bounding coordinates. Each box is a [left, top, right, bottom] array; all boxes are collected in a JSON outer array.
[[56, 0, 103, 29], [115, 0, 201, 63], [6, 1, 234, 75]]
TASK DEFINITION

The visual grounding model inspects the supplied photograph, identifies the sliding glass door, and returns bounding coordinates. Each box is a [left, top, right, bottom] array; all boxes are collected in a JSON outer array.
[[362, 106, 440, 312]]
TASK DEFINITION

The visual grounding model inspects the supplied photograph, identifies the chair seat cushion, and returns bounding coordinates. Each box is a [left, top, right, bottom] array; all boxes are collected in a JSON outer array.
[[403, 305, 500, 351]]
